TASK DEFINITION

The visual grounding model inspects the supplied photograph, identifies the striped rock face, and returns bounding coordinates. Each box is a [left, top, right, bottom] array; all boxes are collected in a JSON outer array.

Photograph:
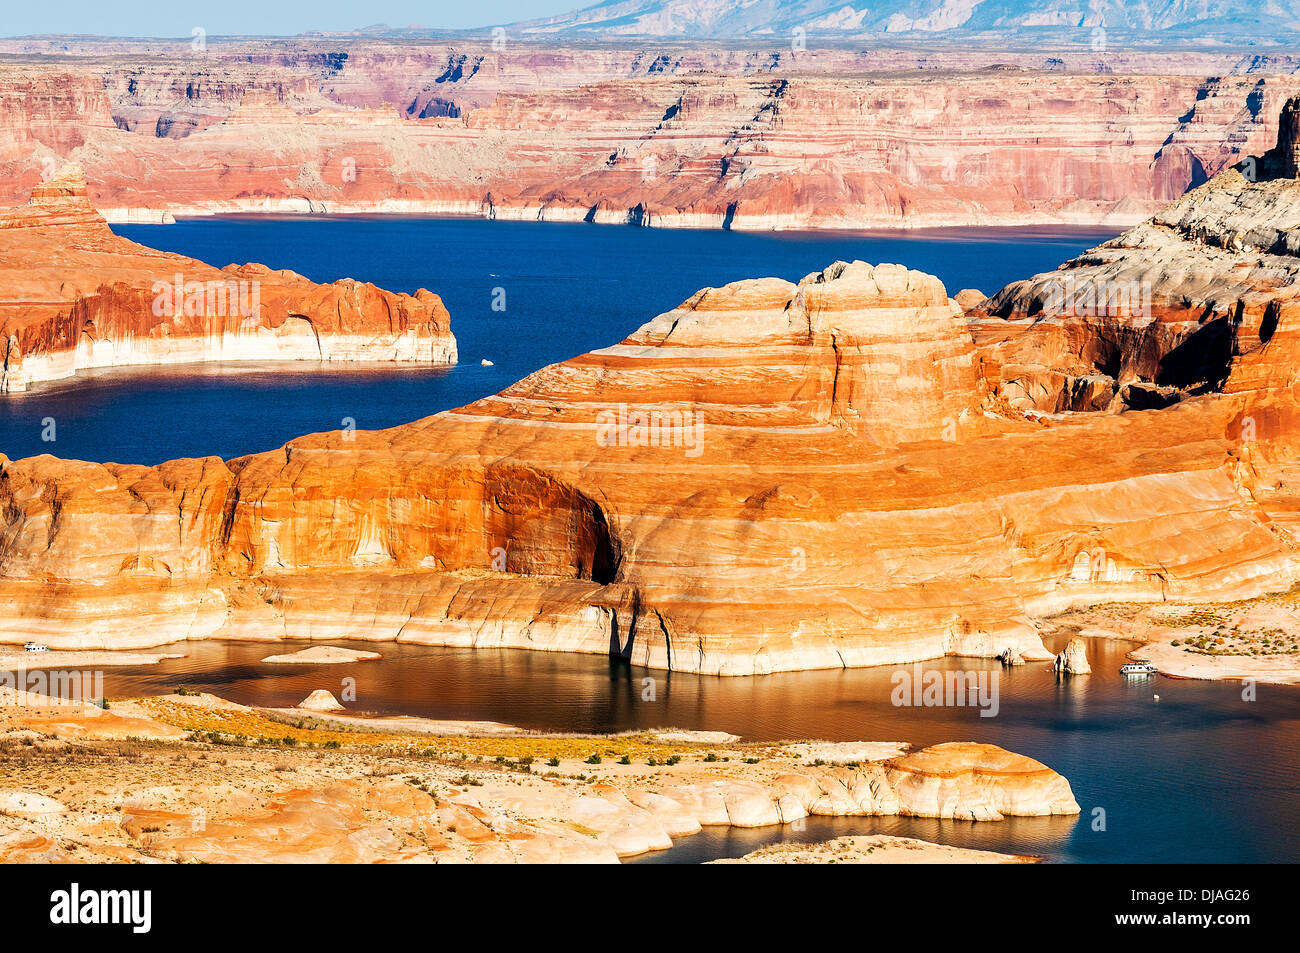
[[471, 261, 982, 445], [0, 168, 457, 393], [3, 219, 1297, 673], [7, 58, 1300, 230], [972, 98, 1300, 417]]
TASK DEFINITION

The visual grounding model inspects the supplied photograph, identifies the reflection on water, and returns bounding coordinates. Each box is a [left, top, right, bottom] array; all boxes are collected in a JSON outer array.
[[627, 814, 1080, 865], [76, 633, 1300, 864]]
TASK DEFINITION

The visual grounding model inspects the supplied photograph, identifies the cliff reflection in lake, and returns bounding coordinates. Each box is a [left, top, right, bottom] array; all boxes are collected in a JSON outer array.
[[88, 634, 1299, 864]]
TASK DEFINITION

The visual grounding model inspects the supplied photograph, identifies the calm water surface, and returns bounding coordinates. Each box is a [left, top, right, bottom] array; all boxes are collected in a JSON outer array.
[[68, 634, 1300, 865], [1, 218, 1292, 864], [0, 219, 1112, 464]]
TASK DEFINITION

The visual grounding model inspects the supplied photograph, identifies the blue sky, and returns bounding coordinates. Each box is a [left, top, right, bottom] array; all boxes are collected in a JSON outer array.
[[1, 1, 581, 37]]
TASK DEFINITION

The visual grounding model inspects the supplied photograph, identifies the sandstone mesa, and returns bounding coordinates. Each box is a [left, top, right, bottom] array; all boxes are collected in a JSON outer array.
[[0, 167, 456, 392], [6, 91, 1300, 676], [7, 101, 1300, 673]]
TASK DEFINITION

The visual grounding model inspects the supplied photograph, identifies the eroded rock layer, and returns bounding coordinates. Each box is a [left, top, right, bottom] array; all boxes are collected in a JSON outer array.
[[3, 46, 1300, 228], [8, 94, 1300, 671], [0, 688, 1079, 863], [0, 168, 456, 391], [973, 106, 1300, 421], [3, 168, 1299, 672]]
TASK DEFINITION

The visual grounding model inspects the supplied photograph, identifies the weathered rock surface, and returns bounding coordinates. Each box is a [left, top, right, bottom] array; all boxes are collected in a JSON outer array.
[[297, 690, 345, 712], [0, 745, 1068, 862], [2, 213, 1299, 670], [974, 102, 1300, 416], [7, 97, 1300, 671], [1053, 637, 1092, 675], [3, 48, 1300, 229], [885, 742, 1081, 819], [0, 790, 67, 816], [709, 834, 1036, 864], [0, 167, 456, 392], [262, 646, 382, 664], [0, 682, 1080, 862]]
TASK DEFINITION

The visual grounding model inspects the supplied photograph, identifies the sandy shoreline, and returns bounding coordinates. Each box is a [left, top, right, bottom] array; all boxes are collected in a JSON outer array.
[[100, 203, 1146, 233], [1129, 639, 1300, 684], [1044, 593, 1300, 685], [7, 618, 1300, 687], [0, 649, 183, 671], [0, 688, 1079, 864]]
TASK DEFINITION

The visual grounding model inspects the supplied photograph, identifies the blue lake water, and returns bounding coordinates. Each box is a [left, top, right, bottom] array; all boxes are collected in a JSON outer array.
[[0, 218, 1113, 465], [3, 216, 1293, 864]]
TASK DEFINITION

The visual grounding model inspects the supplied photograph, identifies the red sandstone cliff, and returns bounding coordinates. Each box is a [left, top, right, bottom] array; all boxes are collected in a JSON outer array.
[[3, 44, 1300, 228], [0, 245, 1291, 671], [0, 168, 456, 392]]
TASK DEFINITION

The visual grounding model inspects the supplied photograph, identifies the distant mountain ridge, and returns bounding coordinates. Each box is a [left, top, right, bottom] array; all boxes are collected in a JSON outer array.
[[512, 0, 1300, 38]]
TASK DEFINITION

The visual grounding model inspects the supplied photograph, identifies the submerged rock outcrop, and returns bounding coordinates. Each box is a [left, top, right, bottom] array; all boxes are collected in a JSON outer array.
[[1053, 638, 1092, 676], [0, 167, 456, 392], [297, 690, 345, 712]]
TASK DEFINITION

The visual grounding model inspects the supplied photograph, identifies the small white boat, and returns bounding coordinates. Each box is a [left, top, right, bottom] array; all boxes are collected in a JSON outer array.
[[22, 642, 48, 653], [1119, 661, 1157, 676]]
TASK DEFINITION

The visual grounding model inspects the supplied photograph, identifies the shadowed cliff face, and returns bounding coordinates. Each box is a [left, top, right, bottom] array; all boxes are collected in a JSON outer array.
[[972, 95, 1300, 415], [217, 460, 619, 583], [0, 168, 457, 392]]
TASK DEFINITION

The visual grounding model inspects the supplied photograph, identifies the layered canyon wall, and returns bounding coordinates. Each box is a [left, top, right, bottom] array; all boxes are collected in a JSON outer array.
[[4, 59, 1300, 673], [3, 38, 1300, 227], [0, 168, 456, 391], [3, 146, 1300, 669]]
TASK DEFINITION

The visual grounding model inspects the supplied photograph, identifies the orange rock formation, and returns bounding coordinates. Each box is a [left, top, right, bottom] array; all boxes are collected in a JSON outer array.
[[4, 100, 1300, 673], [0, 167, 456, 392]]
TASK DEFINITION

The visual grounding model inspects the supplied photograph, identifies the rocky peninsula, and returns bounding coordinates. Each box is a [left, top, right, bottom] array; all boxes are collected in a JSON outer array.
[[0, 687, 1078, 863], [0, 168, 456, 392]]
